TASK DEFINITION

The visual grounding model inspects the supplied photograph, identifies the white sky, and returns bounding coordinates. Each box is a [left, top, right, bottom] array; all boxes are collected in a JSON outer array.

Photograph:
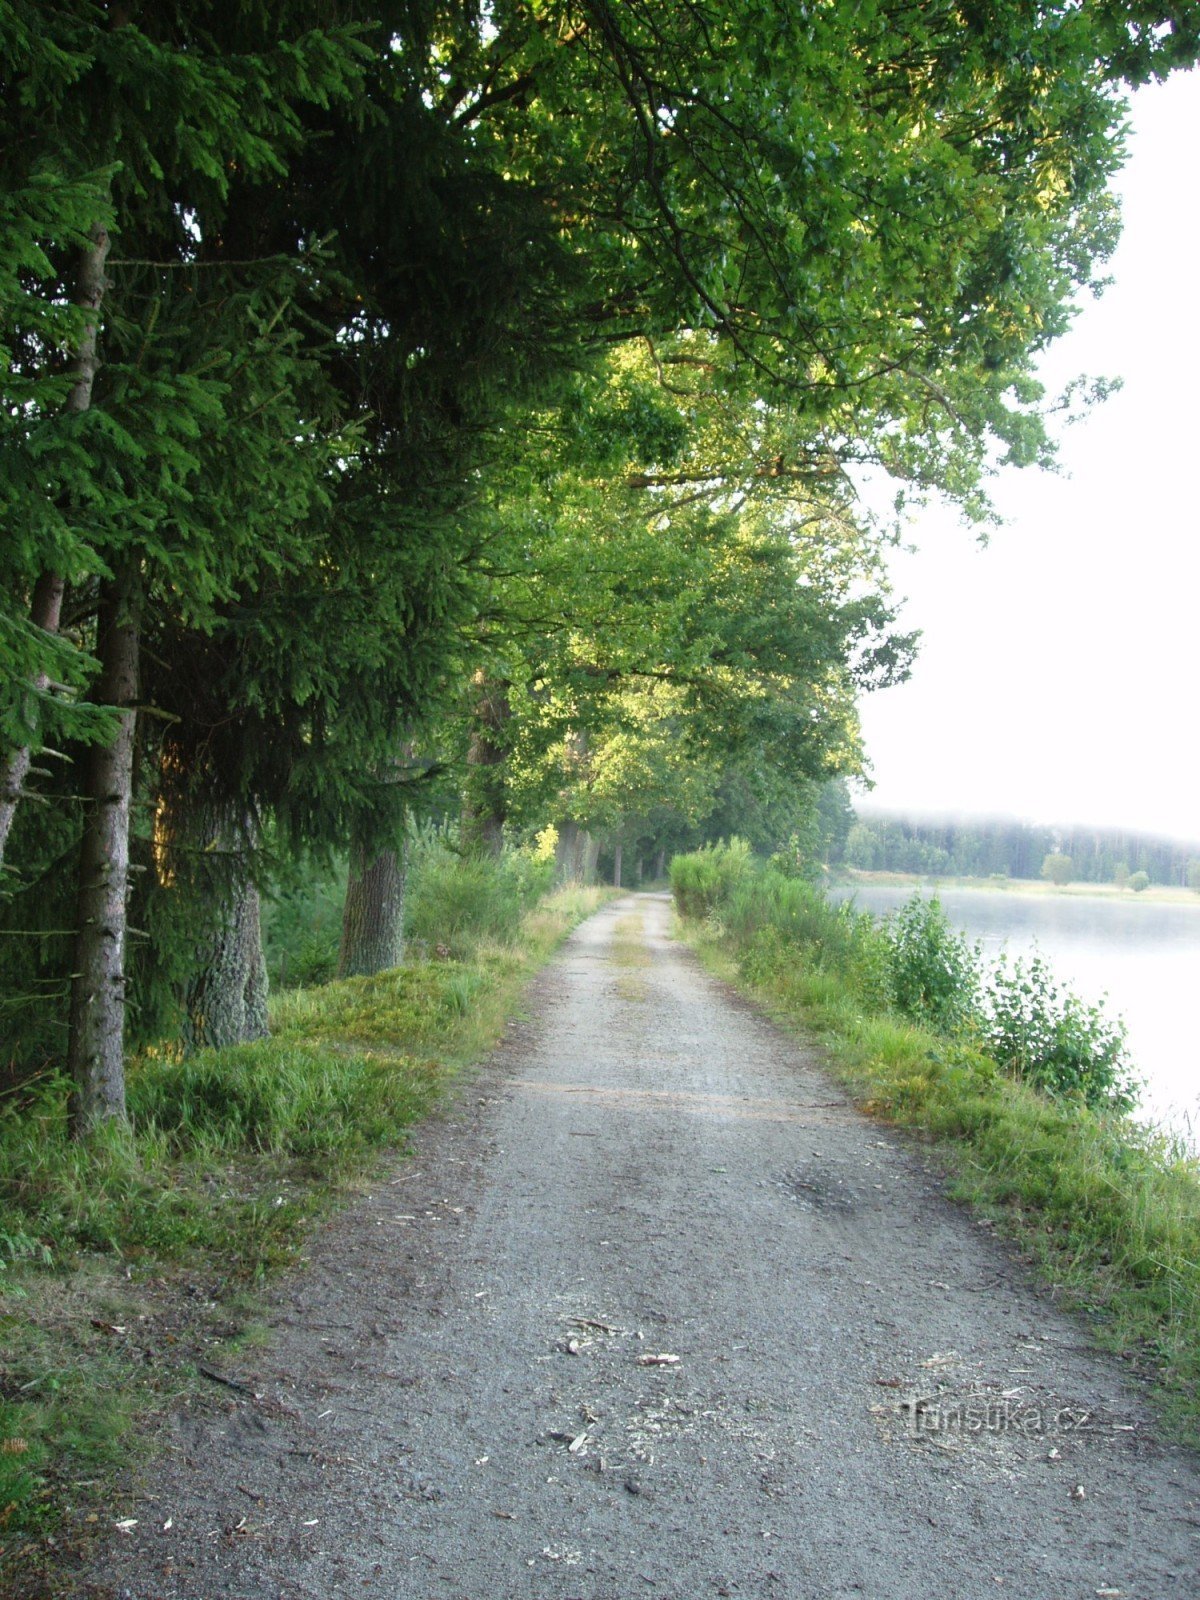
[[855, 70, 1200, 842]]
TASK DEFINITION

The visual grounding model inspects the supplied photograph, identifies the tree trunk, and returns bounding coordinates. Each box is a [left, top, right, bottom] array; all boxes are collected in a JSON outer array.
[[339, 833, 407, 978], [654, 847, 667, 881], [613, 841, 623, 888], [461, 672, 510, 858], [554, 820, 597, 884], [184, 868, 270, 1051], [67, 560, 140, 1135], [0, 222, 110, 870]]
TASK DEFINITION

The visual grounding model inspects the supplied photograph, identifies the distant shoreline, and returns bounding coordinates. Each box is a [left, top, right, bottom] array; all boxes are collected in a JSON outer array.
[[831, 868, 1200, 907]]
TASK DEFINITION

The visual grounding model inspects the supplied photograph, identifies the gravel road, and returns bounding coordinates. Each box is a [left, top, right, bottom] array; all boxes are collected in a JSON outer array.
[[90, 894, 1200, 1599]]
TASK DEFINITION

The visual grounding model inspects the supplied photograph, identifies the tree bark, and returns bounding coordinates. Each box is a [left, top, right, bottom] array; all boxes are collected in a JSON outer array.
[[654, 847, 667, 881], [554, 820, 598, 884], [0, 222, 110, 871], [613, 841, 623, 888], [183, 864, 270, 1051], [67, 560, 140, 1134], [461, 672, 510, 858], [339, 833, 407, 978]]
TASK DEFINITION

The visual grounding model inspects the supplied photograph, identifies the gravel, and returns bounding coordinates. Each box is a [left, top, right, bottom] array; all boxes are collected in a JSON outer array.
[[86, 893, 1200, 1599]]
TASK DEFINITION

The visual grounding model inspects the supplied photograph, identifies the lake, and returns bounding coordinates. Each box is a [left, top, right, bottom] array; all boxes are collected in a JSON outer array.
[[829, 883, 1200, 1138]]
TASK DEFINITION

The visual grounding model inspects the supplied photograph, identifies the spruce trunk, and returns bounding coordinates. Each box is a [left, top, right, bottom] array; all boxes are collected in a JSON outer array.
[[339, 835, 407, 978], [67, 561, 141, 1134], [184, 863, 269, 1052]]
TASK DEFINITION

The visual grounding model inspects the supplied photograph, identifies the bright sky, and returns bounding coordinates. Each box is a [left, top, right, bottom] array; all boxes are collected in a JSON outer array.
[[855, 70, 1200, 843]]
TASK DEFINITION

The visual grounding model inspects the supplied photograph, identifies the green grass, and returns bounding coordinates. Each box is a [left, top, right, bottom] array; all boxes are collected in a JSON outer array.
[[0, 881, 607, 1574], [679, 904, 1200, 1441]]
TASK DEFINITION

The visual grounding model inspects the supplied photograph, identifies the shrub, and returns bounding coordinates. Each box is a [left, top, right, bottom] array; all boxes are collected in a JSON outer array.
[[983, 953, 1137, 1111], [262, 856, 346, 988], [1129, 870, 1151, 894], [1041, 852, 1073, 887], [883, 895, 982, 1034], [669, 838, 753, 919], [405, 843, 553, 958], [724, 872, 873, 974]]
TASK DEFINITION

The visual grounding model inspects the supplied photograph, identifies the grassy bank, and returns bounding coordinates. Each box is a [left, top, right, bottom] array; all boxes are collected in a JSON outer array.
[[0, 872, 608, 1577], [838, 867, 1200, 906], [673, 845, 1200, 1439]]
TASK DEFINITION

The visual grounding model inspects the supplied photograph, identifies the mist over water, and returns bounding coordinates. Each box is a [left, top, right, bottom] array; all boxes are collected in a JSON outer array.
[[831, 884, 1200, 1140]]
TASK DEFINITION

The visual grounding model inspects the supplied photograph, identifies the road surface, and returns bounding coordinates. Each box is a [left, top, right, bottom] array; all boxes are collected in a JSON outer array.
[[91, 895, 1200, 1599]]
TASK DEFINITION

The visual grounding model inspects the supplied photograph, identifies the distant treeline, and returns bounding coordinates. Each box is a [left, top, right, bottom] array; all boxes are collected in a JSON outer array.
[[840, 812, 1200, 887]]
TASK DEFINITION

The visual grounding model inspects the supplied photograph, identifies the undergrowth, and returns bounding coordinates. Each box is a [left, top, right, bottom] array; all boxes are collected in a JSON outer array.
[[0, 870, 606, 1569], [672, 843, 1200, 1438]]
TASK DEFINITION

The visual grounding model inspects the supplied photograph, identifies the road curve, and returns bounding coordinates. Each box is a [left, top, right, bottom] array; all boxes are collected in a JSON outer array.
[[93, 894, 1200, 1599]]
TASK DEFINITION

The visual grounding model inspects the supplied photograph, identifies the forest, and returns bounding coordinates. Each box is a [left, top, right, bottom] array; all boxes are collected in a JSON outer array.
[[4, 1, 1199, 1133], [840, 810, 1200, 886]]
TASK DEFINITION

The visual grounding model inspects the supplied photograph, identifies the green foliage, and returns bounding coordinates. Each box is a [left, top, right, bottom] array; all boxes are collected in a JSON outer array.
[[405, 841, 555, 960], [984, 954, 1138, 1112], [128, 1043, 438, 1162], [1042, 852, 1074, 887], [1129, 870, 1151, 893], [720, 874, 871, 978], [263, 857, 347, 990], [840, 811, 1193, 885], [669, 839, 754, 921], [673, 850, 1136, 1115], [883, 896, 982, 1035]]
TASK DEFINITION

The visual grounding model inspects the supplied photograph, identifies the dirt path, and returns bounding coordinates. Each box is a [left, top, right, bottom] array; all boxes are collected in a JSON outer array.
[[90, 895, 1200, 1599]]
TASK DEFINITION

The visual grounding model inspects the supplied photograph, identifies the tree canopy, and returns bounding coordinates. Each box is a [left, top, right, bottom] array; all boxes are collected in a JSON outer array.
[[2, 0, 1197, 1124]]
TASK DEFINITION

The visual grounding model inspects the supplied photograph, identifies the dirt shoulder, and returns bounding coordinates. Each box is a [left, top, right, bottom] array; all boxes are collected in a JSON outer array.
[[81, 895, 1200, 1599]]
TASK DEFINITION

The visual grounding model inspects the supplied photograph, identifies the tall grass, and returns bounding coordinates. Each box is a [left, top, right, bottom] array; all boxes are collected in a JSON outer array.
[[672, 846, 1200, 1434]]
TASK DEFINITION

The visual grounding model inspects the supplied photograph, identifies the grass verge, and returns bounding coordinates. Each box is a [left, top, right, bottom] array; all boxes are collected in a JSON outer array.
[[0, 883, 608, 1582], [676, 906, 1200, 1443]]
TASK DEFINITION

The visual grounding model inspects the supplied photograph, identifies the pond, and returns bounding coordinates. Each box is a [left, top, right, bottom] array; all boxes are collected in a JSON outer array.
[[830, 883, 1200, 1139]]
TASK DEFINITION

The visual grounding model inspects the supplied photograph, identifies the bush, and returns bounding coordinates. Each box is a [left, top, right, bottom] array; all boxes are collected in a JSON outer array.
[[669, 838, 753, 919], [724, 872, 871, 973], [1129, 870, 1151, 894], [671, 856, 1140, 1119], [883, 895, 982, 1034], [983, 953, 1137, 1111], [262, 856, 346, 988], [405, 841, 553, 958], [1041, 852, 1073, 887]]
